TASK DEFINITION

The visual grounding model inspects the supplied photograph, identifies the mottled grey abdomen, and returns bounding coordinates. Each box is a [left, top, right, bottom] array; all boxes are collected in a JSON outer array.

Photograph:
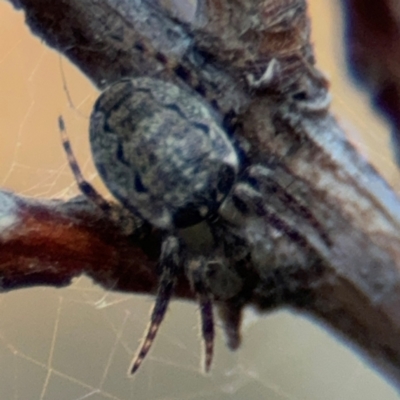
[[90, 78, 239, 229]]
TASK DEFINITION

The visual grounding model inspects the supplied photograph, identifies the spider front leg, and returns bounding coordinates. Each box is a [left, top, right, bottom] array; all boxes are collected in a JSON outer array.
[[130, 235, 182, 374], [59, 116, 113, 217]]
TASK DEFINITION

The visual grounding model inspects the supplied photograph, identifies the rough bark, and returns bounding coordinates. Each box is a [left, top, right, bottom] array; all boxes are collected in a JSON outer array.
[[2, 0, 400, 390]]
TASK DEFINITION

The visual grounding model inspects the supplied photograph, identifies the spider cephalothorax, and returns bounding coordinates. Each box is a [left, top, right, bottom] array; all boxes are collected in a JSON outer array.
[[61, 77, 264, 375]]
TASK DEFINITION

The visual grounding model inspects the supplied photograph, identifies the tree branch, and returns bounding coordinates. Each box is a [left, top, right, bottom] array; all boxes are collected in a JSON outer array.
[[3, 0, 400, 389]]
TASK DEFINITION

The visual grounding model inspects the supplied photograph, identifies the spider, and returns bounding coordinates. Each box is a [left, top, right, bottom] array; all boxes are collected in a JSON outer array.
[[60, 77, 268, 375]]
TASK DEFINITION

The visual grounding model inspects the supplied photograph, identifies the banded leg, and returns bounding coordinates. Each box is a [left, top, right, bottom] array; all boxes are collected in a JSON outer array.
[[130, 235, 181, 374], [232, 171, 310, 248], [246, 164, 331, 246], [59, 116, 113, 216], [186, 258, 215, 372], [198, 294, 214, 372]]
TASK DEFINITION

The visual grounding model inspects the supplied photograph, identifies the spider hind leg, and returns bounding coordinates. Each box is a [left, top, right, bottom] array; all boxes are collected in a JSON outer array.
[[186, 257, 216, 372], [198, 294, 214, 372], [130, 235, 182, 374]]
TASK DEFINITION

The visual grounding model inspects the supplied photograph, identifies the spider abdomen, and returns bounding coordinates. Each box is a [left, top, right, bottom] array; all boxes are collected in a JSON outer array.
[[90, 78, 239, 229]]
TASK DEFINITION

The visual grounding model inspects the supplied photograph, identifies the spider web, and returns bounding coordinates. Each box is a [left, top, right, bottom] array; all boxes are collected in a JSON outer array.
[[0, 1, 399, 399]]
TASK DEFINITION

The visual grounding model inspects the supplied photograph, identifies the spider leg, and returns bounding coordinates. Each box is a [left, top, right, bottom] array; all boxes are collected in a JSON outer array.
[[240, 164, 331, 246], [186, 258, 215, 372], [130, 235, 181, 374], [198, 294, 214, 372], [217, 301, 243, 351], [58, 116, 113, 216], [232, 176, 310, 248], [232, 181, 265, 217]]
